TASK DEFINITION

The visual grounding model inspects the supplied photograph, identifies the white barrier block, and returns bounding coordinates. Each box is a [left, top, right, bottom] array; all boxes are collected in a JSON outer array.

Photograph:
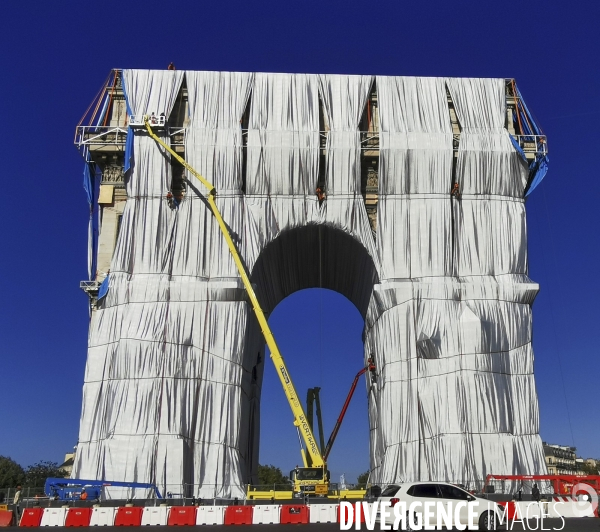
[[309, 504, 338, 523], [196, 505, 225, 525], [141, 506, 170, 525], [41, 507, 68, 527], [90, 506, 117, 526], [547, 499, 595, 518], [252, 504, 280, 524], [515, 501, 546, 519]]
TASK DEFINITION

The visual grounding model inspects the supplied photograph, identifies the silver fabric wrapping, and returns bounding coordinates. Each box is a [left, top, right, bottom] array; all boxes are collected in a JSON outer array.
[[74, 71, 546, 495], [368, 76, 546, 486]]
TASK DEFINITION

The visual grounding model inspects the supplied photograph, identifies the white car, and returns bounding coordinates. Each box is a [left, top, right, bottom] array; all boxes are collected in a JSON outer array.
[[377, 482, 505, 530]]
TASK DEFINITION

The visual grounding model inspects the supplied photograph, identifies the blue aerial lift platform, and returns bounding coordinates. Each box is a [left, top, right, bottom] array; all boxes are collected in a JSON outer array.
[[44, 478, 163, 501]]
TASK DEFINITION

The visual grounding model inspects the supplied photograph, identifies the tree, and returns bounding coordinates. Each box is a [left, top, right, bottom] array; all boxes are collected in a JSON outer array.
[[581, 462, 600, 475], [356, 470, 370, 488], [0, 456, 25, 489], [24, 461, 67, 488], [258, 464, 290, 487]]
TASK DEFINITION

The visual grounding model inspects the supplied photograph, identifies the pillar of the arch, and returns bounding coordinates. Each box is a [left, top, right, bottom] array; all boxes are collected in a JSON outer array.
[[366, 76, 547, 488], [74, 70, 262, 499]]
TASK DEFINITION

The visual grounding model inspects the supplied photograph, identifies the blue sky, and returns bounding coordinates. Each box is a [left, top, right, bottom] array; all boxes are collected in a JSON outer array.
[[0, 0, 598, 483]]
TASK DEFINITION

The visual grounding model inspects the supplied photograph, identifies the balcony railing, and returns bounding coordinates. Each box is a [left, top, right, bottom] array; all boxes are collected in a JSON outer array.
[[76, 126, 547, 160], [74, 126, 185, 149]]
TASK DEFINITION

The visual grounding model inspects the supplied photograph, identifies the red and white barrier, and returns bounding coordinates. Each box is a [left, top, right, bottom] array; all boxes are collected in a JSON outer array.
[[168, 506, 197, 526], [338, 502, 374, 524], [309, 503, 338, 523], [508, 499, 596, 519], [548, 498, 596, 518], [17, 498, 597, 528], [280, 505, 308, 524], [252, 505, 280, 524], [224, 505, 253, 525], [0, 510, 13, 527], [141, 506, 169, 526], [65, 507, 93, 527], [20, 508, 44, 527], [89, 507, 116, 526], [40, 508, 67, 527], [196, 505, 225, 525], [114, 506, 144, 526]]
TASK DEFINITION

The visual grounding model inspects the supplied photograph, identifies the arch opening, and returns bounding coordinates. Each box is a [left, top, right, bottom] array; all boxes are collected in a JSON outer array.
[[244, 224, 379, 485], [251, 224, 379, 318]]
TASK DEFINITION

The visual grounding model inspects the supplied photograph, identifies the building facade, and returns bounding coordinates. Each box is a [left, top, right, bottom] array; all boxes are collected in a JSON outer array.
[[543, 443, 580, 476]]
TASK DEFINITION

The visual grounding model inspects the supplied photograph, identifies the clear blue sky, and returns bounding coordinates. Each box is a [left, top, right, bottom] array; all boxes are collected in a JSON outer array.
[[0, 0, 598, 484]]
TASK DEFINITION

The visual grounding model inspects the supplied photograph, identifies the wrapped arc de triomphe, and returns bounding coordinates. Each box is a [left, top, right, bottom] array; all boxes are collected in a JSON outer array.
[[73, 70, 549, 498]]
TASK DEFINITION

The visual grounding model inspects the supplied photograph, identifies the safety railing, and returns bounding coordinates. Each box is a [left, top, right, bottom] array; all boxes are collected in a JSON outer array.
[[79, 280, 101, 296], [513, 134, 548, 157], [76, 127, 547, 160], [129, 114, 165, 128], [74, 126, 128, 148], [3, 479, 575, 507], [1, 486, 46, 507], [74, 126, 186, 149]]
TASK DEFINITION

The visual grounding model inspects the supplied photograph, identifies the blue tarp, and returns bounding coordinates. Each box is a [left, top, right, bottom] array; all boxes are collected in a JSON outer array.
[[509, 134, 527, 162], [526, 155, 549, 197], [98, 274, 110, 301], [83, 153, 100, 280], [124, 129, 134, 173], [514, 84, 549, 196], [122, 75, 134, 173], [83, 159, 94, 206]]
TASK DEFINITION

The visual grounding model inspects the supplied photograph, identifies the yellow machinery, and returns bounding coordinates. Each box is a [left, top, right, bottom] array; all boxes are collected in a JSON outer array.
[[144, 118, 329, 498]]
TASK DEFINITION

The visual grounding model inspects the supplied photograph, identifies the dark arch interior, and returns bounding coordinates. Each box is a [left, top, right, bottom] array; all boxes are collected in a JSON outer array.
[[250, 224, 379, 319]]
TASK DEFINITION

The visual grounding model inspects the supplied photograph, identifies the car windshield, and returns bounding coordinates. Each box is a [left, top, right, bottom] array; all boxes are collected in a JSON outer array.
[[381, 485, 401, 497], [296, 468, 324, 480]]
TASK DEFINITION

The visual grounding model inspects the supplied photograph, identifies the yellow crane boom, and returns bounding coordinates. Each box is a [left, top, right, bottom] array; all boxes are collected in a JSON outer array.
[[143, 118, 324, 470]]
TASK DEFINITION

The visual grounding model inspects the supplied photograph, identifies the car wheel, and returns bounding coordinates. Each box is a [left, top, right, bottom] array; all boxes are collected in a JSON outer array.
[[399, 512, 417, 531], [478, 510, 495, 531]]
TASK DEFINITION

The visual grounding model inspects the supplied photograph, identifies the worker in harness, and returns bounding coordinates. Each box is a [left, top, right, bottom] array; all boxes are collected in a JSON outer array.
[[451, 182, 460, 199]]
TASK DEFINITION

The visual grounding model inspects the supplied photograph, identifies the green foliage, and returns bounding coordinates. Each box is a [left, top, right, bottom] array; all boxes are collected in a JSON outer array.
[[0, 456, 25, 489], [257, 464, 290, 486], [581, 462, 600, 475], [0, 457, 68, 491], [24, 461, 67, 488], [0, 456, 25, 488], [356, 470, 370, 488]]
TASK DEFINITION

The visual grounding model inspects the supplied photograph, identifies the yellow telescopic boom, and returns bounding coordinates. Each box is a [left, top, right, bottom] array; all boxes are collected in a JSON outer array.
[[143, 118, 324, 468]]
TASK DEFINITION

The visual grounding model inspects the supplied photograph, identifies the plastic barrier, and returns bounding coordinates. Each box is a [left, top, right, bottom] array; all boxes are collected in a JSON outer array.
[[141, 506, 169, 526], [20, 508, 44, 527], [196, 506, 225, 525], [252, 505, 280, 524], [168, 506, 197, 526], [338, 502, 368, 524], [0, 510, 13, 527], [89, 507, 116, 526], [309, 504, 338, 523], [65, 508, 92, 527], [546, 499, 595, 518], [280, 505, 309, 524], [224, 505, 253, 525], [114, 506, 144, 526], [41, 507, 68, 527], [497, 501, 516, 521]]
